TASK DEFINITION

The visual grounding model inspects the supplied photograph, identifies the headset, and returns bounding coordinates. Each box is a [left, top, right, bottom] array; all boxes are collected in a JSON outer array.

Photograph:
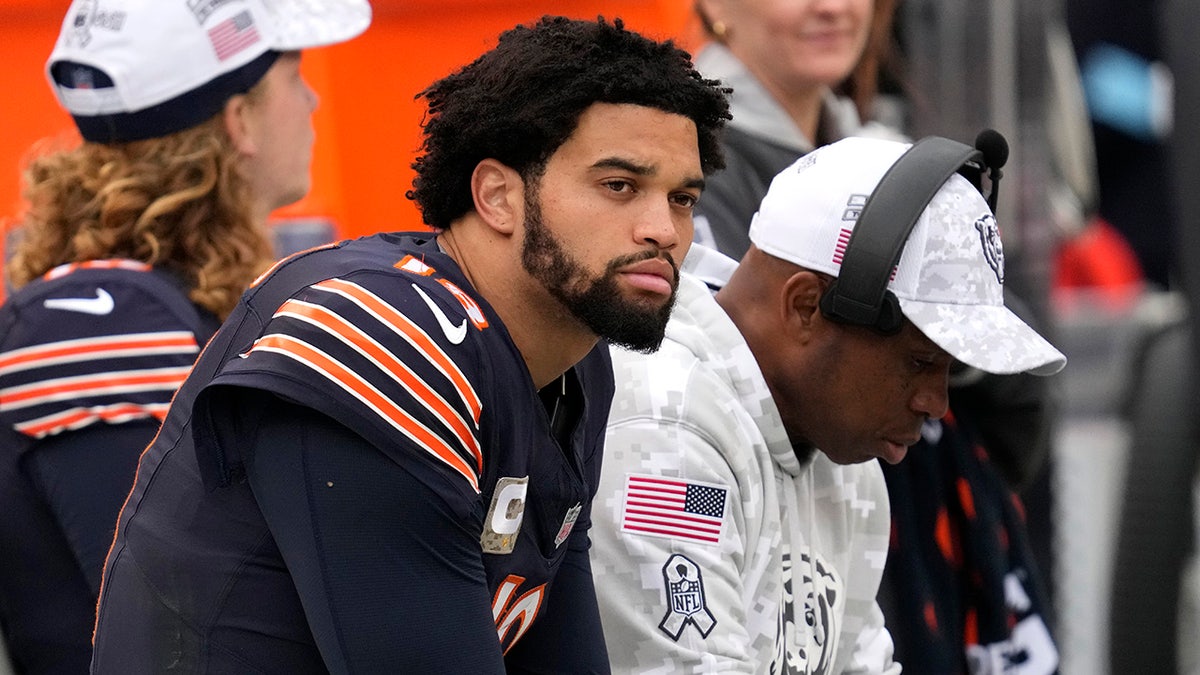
[[818, 129, 1009, 335]]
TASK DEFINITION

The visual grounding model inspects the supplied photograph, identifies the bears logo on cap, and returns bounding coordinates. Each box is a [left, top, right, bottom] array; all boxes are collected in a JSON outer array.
[[974, 214, 1005, 284]]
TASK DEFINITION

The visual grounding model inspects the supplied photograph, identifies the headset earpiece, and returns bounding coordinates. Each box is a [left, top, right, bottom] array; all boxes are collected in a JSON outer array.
[[818, 131, 1006, 335]]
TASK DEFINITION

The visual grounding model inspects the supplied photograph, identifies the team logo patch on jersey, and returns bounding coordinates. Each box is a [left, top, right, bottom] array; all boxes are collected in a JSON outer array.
[[554, 502, 582, 548], [481, 476, 528, 554], [659, 554, 716, 640], [620, 474, 727, 545]]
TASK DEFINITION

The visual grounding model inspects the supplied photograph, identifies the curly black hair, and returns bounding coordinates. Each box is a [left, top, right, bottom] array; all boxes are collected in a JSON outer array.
[[407, 15, 732, 229]]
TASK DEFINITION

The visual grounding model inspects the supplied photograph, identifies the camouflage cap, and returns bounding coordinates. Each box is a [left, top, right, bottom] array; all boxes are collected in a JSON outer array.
[[749, 136, 1066, 376]]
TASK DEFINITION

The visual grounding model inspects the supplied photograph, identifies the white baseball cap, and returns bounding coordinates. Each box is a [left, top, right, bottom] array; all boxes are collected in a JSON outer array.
[[749, 136, 1066, 376], [46, 0, 372, 143]]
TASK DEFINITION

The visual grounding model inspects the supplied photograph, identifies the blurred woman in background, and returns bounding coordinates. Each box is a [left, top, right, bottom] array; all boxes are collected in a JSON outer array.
[[690, 0, 902, 256]]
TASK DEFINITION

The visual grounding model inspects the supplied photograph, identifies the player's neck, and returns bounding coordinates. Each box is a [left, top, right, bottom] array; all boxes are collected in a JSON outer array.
[[439, 225, 599, 389]]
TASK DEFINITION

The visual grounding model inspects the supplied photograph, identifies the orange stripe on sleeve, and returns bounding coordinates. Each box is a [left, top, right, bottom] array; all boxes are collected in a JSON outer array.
[[248, 333, 481, 493], [0, 332, 199, 376], [15, 402, 170, 438], [312, 278, 483, 425], [1, 367, 192, 411], [275, 299, 482, 472]]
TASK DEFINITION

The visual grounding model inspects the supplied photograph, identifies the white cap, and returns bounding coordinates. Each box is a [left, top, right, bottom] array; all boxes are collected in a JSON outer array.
[[46, 0, 372, 143], [750, 136, 1066, 376]]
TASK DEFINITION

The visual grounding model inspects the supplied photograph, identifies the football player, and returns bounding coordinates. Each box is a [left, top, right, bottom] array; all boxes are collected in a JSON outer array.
[[90, 15, 730, 673]]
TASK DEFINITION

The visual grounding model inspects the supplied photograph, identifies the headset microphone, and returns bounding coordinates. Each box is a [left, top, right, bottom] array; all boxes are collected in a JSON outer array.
[[974, 128, 1009, 212]]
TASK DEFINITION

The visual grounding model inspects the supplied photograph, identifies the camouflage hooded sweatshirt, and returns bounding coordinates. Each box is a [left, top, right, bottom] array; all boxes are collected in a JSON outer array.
[[592, 270, 902, 675]]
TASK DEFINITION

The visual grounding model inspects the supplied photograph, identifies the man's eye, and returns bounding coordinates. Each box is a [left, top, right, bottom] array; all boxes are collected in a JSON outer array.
[[671, 193, 698, 208], [603, 180, 633, 193], [911, 357, 935, 371]]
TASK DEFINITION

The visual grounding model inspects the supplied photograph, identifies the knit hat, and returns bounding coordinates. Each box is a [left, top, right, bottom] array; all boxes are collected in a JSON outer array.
[[750, 136, 1066, 376], [46, 0, 371, 143]]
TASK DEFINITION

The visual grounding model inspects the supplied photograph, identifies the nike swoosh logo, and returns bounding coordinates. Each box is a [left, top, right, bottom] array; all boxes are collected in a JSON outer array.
[[43, 288, 115, 316], [412, 284, 467, 345]]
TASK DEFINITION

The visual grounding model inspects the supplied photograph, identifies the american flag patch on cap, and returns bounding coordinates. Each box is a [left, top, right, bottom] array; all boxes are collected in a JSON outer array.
[[208, 10, 261, 62], [620, 474, 727, 545]]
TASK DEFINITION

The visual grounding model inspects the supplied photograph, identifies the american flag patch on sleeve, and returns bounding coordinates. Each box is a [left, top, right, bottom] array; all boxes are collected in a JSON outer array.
[[620, 474, 727, 545]]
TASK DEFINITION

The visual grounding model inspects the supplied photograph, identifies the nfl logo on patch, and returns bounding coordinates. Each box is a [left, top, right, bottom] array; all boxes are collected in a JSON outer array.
[[659, 554, 716, 640]]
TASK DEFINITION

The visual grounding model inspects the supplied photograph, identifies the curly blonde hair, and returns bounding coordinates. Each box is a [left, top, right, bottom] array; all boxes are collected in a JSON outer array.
[[8, 108, 276, 320]]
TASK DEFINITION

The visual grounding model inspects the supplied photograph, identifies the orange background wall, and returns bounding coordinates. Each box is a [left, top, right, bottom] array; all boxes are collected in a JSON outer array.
[[0, 0, 704, 258]]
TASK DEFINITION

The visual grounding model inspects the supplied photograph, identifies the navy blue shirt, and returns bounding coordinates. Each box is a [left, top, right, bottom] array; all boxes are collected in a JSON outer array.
[[92, 233, 613, 673]]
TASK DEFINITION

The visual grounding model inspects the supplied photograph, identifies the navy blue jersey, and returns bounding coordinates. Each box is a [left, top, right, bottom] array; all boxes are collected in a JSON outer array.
[[0, 260, 219, 672], [92, 233, 614, 673]]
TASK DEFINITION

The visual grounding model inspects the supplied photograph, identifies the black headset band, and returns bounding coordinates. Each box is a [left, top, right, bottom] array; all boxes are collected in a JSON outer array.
[[819, 136, 985, 333]]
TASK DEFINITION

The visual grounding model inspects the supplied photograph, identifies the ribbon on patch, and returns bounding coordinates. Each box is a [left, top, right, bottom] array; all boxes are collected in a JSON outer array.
[[659, 554, 717, 640]]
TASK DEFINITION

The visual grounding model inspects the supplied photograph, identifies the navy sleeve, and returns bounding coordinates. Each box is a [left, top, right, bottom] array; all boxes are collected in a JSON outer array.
[[240, 391, 508, 673], [24, 420, 157, 594], [202, 273, 487, 504]]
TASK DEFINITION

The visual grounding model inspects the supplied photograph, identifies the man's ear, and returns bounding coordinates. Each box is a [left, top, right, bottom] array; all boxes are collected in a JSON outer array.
[[222, 94, 257, 156], [470, 158, 523, 236], [696, 0, 729, 32], [780, 270, 826, 342]]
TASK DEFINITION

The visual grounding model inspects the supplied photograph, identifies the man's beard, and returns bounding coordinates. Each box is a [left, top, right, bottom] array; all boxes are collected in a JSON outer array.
[[520, 189, 678, 353]]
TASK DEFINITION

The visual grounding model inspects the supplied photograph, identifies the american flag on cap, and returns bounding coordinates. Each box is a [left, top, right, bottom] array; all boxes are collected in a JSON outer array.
[[620, 474, 727, 545], [208, 10, 261, 62]]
